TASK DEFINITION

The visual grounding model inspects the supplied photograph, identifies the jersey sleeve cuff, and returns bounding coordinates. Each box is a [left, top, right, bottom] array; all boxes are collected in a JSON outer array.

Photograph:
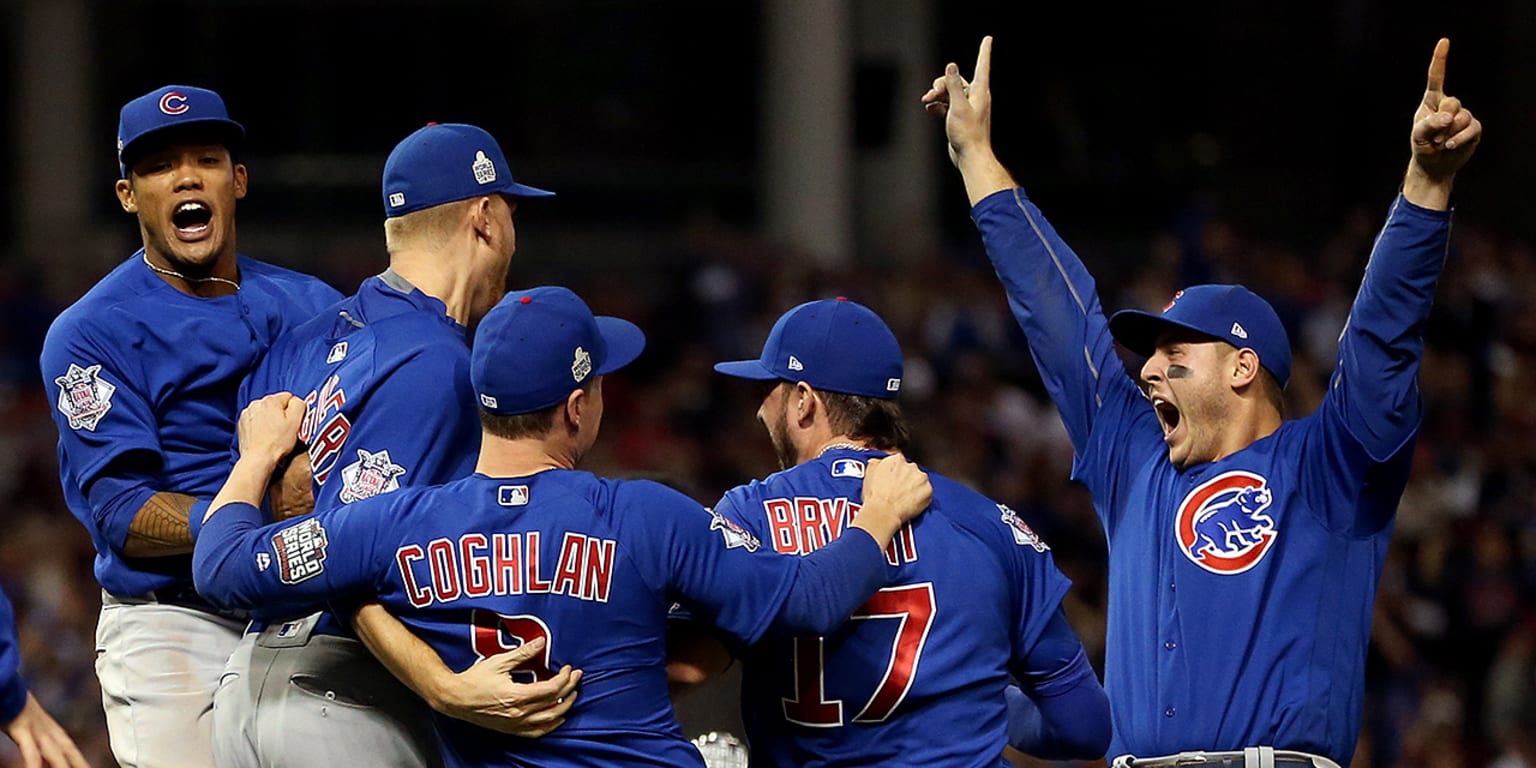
[[0, 675, 27, 726], [186, 498, 212, 541]]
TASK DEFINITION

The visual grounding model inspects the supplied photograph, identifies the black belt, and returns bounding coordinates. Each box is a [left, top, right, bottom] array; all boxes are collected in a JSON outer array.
[[1112, 749, 1342, 768], [110, 585, 249, 622]]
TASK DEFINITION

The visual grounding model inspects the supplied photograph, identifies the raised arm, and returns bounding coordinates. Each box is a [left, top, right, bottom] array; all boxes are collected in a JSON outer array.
[[1328, 39, 1480, 461], [1402, 38, 1481, 211], [923, 37, 1150, 460]]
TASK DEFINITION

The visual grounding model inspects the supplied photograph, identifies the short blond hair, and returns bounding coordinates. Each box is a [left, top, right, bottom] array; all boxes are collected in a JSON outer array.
[[383, 198, 476, 254]]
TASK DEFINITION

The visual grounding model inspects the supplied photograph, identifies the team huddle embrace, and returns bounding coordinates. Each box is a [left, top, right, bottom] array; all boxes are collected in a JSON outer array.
[[6, 31, 1480, 768]]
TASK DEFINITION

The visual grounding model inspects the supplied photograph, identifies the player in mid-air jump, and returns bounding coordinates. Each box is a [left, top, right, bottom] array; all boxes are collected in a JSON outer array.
[[0, 586, 88, 768], [923, 36, 1480, 767], [192, 285, 934, 767], [681, 296, 1110, 764], [204, 122, 574, 768], [40, 85, 341, 768]]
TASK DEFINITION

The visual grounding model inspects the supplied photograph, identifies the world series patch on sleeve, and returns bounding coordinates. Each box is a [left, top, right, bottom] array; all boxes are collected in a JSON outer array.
[[271, 518, 329, 584]]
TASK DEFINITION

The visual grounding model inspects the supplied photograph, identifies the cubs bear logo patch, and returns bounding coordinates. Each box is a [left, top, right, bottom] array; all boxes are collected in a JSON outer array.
[[272, 518, 328, 585], [708, 508, 761, 552], [54, 363, 116, 432], [339, 448, 407, 503], [1175, 470, 1278, 575]]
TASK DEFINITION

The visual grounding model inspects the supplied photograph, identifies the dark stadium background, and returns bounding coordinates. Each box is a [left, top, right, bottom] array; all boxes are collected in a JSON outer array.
[[1, 1, 1531, 766]]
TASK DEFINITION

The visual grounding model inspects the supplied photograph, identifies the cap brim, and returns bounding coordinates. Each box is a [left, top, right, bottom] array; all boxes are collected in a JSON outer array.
[[595, 317, 645, 374], [1107, 309, 1221, 357], [502, 182, 556, 199], [120, 119, 246, 169], [712, 359, 781, 381]]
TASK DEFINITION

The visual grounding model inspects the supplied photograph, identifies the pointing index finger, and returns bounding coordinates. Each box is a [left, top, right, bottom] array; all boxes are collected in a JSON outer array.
[[973, 35, 993, 93], [1425, 37, 1449, 96]]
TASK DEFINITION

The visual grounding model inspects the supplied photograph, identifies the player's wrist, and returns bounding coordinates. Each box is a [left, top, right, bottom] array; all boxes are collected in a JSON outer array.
[[850, 510, 901, 547]]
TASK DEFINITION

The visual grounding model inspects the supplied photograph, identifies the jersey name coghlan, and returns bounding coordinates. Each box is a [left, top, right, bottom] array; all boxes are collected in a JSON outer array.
[[762, 496, 918, 566], [1174, 470, 1278, 575], [395, 531, 616, 607]]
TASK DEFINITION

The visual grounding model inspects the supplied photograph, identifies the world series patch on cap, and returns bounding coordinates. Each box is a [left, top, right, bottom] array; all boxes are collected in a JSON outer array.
[[1108, 283, 1293, 386], [714, 297, 905, 399], [381, 123, 554, 217], [117, 85, 245, 175]]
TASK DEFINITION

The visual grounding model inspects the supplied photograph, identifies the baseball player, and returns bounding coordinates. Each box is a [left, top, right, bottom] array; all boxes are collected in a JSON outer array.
[[39, 85, 342, 767], [922, 37, 1481, 767], [191, 285, 933, 768], [668, 297, 1109, 765], [202, 122, 569, 768], [0, 586, 89, 768]]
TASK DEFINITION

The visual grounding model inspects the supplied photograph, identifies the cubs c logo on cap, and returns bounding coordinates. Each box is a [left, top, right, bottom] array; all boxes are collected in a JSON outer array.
[[159, 91, 190, 115], [1175, 470, 1277, 575]]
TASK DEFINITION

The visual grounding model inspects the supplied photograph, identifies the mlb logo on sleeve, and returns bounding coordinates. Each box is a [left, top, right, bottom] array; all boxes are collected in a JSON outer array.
[[272, 518, 329, 585]]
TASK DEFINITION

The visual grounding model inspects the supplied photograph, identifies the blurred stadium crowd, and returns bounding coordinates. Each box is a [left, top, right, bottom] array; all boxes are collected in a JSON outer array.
[[0, 179, 1531, 767]]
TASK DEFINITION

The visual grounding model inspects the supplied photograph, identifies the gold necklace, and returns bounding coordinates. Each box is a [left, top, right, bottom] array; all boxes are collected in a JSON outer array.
[[142, 253, 240, 291], [818, 441, 865, 457]]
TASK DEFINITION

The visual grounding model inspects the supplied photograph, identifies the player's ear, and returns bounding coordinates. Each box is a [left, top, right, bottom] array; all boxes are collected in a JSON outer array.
[[792, 382, 817, 425], [471, 196, 494, 241], [1232, 348, 1261, 389], [232, 162, 248, 200], [562, 387, 586, 432], [115, 178, 137, 214]]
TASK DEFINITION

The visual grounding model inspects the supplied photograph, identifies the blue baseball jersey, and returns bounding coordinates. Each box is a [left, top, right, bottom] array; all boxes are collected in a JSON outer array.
[[41, 251, 341, 597], [972, 189, 1449, 764], [233, 271, 481, 634], [0, 587, 27, 725], [195, 471, 848, 768], [712, 447, 1073, 767]]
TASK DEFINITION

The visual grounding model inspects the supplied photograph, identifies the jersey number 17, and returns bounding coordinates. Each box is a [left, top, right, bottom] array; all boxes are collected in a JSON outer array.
[[783, 582, 936, 726]]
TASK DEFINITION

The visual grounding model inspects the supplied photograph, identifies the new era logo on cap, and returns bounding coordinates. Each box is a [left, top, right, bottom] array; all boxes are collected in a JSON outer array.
[[787, 355, 804, 371], [1230, 322, 1248, 339]]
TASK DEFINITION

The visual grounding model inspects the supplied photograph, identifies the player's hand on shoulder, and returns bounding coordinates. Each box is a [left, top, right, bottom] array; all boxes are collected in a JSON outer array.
[[236, 392, 305, 467], [862, 452, 932, 525], [434, 636, 583, 738], [1409, 37, 1481, 182]]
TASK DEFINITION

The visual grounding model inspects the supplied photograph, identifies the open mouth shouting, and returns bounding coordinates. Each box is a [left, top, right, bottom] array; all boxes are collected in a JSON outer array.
[[171, 200, 214, 241], [1152, 396, 1183, 443]]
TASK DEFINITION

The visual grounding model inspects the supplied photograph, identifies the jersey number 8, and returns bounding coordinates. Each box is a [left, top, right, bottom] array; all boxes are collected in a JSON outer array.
[[471, 609, 557, 682]]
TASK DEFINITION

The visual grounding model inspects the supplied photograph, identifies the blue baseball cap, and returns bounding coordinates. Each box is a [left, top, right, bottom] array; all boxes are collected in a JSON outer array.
[[714, 297, 904, 399], [1108, 284, 1292, 387], [472, 286, 646, 416], [117, 85, 245, 176], [382, 123, 554, 218]]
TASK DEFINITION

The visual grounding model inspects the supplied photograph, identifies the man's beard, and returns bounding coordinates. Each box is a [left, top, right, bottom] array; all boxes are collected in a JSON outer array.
[[767, 407, 797, 471]]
